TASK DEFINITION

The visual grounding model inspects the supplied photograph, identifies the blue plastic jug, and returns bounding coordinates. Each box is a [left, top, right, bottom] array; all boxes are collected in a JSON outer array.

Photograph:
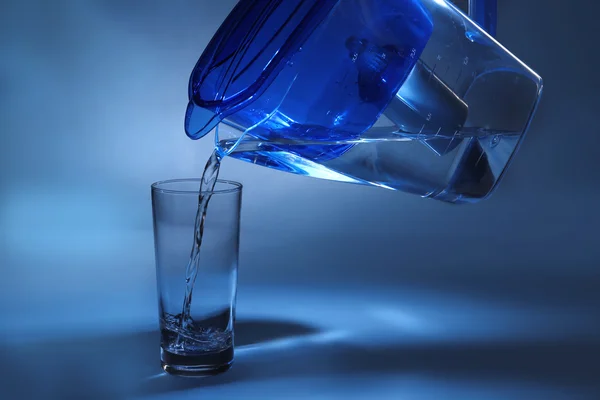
[[185, 0, 542, 203]]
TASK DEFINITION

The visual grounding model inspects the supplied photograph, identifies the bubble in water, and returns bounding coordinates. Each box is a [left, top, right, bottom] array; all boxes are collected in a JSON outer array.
[[490, 134, 501, 147], [162, 313, 232, 354], [465, 30, 487, 45]]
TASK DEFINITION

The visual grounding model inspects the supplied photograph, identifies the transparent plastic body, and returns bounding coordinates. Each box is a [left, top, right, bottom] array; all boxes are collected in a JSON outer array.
[[185, 0, 541, 203]]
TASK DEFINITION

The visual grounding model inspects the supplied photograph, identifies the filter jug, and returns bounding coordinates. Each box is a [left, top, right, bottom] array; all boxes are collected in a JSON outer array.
[[185, 0, 542, 203]]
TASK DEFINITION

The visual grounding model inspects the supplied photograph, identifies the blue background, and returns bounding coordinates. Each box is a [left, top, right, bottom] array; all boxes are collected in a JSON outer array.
[[1, 0, 599, 399]]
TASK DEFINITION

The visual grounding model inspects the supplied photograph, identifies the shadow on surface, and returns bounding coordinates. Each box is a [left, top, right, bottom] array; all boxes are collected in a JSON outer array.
[[0, 318, 319, 399], [235, 319, 319, 347], [140, 337, 600, 398], [2, 318, 599, 399]]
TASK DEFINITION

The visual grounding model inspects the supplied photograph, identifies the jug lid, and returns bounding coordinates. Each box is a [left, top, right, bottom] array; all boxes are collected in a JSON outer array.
[[185, 0, 340, 139]]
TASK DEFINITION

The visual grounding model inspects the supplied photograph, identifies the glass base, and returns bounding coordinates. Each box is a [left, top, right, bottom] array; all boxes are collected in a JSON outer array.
[[160, 347, 233, 377], [161, 361, 233, 377]]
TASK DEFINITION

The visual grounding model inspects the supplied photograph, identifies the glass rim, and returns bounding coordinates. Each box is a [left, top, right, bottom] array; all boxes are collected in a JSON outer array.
[[151, 178, 242, 195]]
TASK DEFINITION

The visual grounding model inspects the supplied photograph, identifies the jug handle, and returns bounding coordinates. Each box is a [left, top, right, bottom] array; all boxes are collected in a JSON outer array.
[[468, 0, 497, 37]]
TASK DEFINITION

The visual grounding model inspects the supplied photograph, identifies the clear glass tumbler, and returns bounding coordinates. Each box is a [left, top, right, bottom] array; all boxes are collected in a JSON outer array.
[[151, 179, 242, 376]]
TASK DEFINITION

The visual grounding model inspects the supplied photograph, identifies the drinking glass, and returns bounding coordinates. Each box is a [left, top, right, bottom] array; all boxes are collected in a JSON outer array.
[[151, 179, 242, 376]]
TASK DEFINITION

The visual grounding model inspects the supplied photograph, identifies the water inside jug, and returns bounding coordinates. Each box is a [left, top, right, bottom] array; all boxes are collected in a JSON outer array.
[[184, 0, 542, 203]]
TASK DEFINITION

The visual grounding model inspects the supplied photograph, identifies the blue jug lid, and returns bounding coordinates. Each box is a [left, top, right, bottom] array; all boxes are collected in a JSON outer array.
[[185, 0, 340, 139]]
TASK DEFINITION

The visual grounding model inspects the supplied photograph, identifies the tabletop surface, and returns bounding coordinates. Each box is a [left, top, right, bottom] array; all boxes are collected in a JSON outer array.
[[2, 279, 599, 400]]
